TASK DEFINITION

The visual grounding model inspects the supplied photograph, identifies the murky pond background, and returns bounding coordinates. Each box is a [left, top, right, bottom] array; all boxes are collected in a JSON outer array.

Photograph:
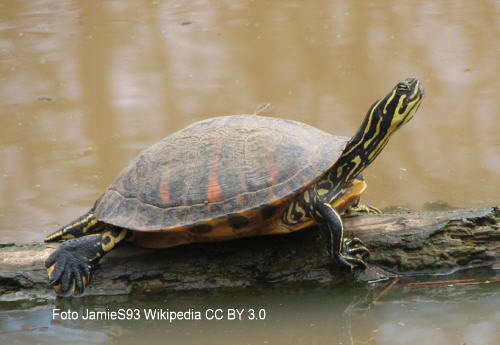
[[1, 268, 499, 345], [0, 0, 498, 344]]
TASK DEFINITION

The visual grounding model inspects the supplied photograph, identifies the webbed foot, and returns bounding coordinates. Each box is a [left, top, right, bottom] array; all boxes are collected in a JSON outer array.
[[335, 237, 370, 271], [45, 227, 128, 297], [45, 235, 102, 296]]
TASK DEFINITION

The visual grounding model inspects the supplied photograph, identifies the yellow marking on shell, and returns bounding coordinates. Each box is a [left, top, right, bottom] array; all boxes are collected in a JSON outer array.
[[53, 283, 62, 292], [71, 280, 76, 295]]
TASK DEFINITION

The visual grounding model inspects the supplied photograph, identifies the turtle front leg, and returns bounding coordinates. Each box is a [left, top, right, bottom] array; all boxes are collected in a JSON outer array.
[[45, 226, 128, 297], [315, 202, 369, 271]]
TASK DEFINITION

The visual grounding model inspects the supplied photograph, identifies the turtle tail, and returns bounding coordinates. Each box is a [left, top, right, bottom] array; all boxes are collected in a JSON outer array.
[[45, 209, 105, 242]]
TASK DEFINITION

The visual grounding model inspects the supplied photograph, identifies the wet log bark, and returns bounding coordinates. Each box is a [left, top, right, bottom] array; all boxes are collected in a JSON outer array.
[[0, 207, 498, 301]]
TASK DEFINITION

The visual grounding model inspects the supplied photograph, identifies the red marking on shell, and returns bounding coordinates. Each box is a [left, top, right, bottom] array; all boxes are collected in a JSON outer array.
[[270, 164, 280, 185], [237, 195, 245, 206], [207, 181, 222, 203], [207, 135, 224, 203], [267, 151, 279, 185], [160, 183, 170, 203]]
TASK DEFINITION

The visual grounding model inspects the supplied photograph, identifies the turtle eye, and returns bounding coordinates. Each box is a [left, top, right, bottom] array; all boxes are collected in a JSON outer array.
[[396, 82, 410, 94]]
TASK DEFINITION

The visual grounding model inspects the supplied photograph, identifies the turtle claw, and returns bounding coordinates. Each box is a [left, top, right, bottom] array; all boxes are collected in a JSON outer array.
[[346, 204, 381, 215], [336, 253, 367, 271], [335, 237, 370, 271], [45, 236, 100, 297], [343, 237, 370, 257]]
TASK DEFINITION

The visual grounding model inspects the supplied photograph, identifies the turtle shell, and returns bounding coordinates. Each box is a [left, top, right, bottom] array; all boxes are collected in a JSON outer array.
[[94, 115, 348, 231]]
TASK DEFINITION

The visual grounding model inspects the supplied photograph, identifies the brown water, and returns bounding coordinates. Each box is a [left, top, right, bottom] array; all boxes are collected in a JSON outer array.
[[1, 268, 499, 345], [0, 1, 499, 344], [0, 1, 500, 241], [1, 0, 499, 242]]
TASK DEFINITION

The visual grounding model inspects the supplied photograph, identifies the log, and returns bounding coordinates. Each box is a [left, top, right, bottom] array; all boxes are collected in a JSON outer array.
[[0, 207, 498, 302]]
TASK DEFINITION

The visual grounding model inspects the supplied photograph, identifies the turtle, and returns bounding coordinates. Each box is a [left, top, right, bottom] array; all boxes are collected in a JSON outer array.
[[45, 78, 424, 296]]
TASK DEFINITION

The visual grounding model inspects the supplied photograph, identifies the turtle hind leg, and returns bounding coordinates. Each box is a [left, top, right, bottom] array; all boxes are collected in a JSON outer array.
[[45, 209, 105, 242], [346, 202, 381, 215], [315, 202, 369, 271], [45, 226, 129, 296]]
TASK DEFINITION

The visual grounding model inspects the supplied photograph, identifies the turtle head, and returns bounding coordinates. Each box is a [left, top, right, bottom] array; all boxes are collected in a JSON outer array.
[[356, 78, 424, 155], [328, 78, 424, 187], [375, 77, 424, 134]]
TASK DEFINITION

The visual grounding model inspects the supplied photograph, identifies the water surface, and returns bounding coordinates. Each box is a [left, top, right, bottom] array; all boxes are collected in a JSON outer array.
[[0, 0, 498, 242], [1, 268, 498, 345], [0, 1, 498, 344]]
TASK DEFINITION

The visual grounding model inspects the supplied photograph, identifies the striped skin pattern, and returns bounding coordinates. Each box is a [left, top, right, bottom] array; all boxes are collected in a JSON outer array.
[[47, 80, 424, 248], [44, 210, 104, 242], [45, 78, 424, 296], [283, 78, 423, 226]]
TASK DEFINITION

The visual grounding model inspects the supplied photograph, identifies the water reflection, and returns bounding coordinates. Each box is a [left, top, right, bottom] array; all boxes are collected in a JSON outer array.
[[1, 268, 498, 345]]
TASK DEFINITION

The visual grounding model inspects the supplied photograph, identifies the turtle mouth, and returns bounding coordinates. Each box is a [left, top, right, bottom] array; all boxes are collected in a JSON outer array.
[[406, 78, 424, 102], [393, 78, 423, 118]]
